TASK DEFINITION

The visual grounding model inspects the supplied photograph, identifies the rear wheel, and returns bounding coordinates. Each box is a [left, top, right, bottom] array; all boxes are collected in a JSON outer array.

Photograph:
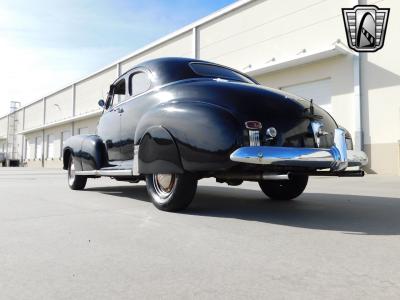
[[68, 156, 87, 190], [145, 173, 197, 212], [258, 174, 308, 201]]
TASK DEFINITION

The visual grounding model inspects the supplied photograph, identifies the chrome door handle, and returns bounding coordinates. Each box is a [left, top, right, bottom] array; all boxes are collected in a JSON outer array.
[[116, 107, 124, 113]]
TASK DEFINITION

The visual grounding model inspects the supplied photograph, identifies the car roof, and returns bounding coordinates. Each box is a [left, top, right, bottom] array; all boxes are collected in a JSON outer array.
[[116, 57, 255, 86], [136, 57, 209, 73]]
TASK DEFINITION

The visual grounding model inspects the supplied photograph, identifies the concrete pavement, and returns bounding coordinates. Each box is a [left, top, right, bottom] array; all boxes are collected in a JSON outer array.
[[0, 168, 399, 299]]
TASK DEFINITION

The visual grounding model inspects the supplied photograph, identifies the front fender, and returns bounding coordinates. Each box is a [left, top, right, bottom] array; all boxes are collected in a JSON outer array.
[[63, 135, 83, 171], [135, 101, 242, 172], [63, 135, 107, 171]]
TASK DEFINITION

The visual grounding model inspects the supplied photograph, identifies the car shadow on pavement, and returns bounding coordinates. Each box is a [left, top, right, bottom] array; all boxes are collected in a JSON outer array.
[[86, 185, 400, 235]]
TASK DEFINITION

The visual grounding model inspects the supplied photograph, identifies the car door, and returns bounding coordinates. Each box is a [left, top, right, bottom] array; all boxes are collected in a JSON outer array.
[[119, 69, 153, 161], [97, 78, 126, 162]]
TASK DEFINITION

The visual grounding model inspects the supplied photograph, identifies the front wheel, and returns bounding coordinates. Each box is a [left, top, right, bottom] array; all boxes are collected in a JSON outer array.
[[68, 156, 87, 190], [258, 174, 308, 201], [145, 173, 197, 212]]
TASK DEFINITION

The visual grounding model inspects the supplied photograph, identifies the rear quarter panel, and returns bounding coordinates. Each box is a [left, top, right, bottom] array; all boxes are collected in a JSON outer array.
[[135, 100, 242, 172]]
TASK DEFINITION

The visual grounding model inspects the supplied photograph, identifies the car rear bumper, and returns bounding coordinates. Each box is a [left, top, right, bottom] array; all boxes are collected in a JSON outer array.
[[230, 129, 368, 171]]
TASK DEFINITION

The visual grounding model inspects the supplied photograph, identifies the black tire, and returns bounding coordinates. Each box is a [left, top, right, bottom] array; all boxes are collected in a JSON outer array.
[[145, 172, 197, 212], [258, 174, 308, 201], [68, 156, 87, 190]]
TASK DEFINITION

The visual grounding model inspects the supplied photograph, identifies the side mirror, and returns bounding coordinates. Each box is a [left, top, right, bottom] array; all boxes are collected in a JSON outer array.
[[98, 99, 105, 108]]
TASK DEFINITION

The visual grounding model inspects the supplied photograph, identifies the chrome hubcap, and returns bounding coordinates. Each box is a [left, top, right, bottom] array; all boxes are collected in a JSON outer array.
[[153, 173, 176, 199], [68, 160, 75, 186]]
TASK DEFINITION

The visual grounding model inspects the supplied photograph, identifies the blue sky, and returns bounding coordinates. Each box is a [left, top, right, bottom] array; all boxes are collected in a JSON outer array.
[[0, 0, 235, 116]]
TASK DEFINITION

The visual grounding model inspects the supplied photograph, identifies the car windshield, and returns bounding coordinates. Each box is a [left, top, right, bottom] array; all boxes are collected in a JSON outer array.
[[189, 62, 255, 84]]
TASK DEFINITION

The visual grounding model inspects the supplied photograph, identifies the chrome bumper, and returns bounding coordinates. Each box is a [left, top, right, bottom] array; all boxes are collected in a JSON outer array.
[[230, 129, 368, 171]]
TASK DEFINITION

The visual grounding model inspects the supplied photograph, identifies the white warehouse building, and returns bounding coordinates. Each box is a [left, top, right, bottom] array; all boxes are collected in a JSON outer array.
[[0, 0, 399, 174]]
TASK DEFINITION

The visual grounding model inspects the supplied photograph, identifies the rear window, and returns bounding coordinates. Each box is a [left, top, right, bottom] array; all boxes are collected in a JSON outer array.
[[189, 62, 254, 84]]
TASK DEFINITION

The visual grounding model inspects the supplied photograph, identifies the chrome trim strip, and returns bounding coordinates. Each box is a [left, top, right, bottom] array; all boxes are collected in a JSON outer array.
[[249, 130, 260, 146], [76, 169, 132, 176], [132, 145, 140, 175], [75, 170, 97, 176]]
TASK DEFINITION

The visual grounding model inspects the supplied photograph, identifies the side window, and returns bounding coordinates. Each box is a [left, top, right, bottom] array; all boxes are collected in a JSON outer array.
[[106, 79, 126, 109], [129, 72, 151, 97]]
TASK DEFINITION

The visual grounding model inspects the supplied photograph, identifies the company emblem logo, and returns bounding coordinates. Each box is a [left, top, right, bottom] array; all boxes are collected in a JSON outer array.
[[342, 5, 390, 52]]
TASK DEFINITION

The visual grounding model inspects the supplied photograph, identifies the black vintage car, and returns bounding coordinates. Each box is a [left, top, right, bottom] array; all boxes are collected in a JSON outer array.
[[63, 57, 368, 211]]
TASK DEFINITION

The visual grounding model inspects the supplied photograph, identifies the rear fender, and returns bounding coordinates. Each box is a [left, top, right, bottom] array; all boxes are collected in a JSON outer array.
[[135, 101, 242, 172], [138, 126, 184, 174]]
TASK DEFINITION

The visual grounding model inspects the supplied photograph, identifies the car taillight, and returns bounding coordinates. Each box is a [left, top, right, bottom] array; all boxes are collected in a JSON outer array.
[[245, 121, 262, 130]]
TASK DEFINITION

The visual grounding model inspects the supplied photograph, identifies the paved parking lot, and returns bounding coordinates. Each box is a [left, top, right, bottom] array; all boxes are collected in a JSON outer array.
[[0, 168, 400, 299]]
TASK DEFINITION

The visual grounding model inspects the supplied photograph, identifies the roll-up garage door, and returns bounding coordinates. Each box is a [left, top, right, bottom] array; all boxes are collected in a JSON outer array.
[[47, 134, 55, 159], [26, 139, 35, 160], [282, 79, 332, 115], [35, 136, 42, 159]]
